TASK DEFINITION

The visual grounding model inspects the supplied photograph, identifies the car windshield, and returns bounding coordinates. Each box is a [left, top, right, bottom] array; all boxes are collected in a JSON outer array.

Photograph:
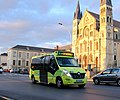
[[56, 57, 79, 67]]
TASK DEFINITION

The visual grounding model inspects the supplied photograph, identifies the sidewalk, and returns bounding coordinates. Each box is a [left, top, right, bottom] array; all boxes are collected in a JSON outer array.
[[87, 78, 93, 82]]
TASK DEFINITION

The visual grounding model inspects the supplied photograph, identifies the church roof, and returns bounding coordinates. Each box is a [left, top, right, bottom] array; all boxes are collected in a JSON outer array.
[[88, 11, 120, 28], [101, 0, 112, 6], [74, 0, 82, 20]]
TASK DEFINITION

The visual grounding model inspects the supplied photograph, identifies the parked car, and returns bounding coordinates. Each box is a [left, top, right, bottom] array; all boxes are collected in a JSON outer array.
[[20, 68, 29, 74], [93, 68, 120, 86], [3, 69, 10, 72], [0, 67, 3, 74], [17, 68, 28, 74], [10, 69, 19, 73]]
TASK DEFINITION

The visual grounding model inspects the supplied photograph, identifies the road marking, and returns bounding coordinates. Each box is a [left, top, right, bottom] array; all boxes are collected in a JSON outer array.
[[0, 96, 14, 100]]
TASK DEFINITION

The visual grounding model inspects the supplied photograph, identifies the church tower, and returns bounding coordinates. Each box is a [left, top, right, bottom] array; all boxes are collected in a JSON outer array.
[[100, 0, 114, 69], [72, 0, 82, 54]]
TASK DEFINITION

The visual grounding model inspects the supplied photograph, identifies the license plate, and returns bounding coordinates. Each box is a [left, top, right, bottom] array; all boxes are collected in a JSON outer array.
[[76, 80, 83, 83]]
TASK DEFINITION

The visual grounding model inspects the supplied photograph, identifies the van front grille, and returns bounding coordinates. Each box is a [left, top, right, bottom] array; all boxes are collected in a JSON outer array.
[[70, 73, 85, 79]]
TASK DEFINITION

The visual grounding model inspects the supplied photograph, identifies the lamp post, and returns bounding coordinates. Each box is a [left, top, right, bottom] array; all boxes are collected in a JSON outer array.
[[58, 22, 72, 43]]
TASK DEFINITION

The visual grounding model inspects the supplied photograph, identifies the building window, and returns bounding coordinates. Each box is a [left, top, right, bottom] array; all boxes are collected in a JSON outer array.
[[13, 60, 16, 65], [107, 16, 109, 22], [18, 60, 21, 66], [19, 52, 22, 58], [90, 41, 92, 51], [116, 34, 118, 39], [110, 18, 112, 23], [27, 53, 29, 59], [90, 31, 93, 37], [96, 42, 98, 50], [26, 61, 29, 66], [114, 55, 116, 60], [13, 51, 16, 57], [80, 44, 82, 53], [103, 17, 105, 22], [76, 47, 78, 54], [84, 41, 87, 52], [108, 32, 111, 37]]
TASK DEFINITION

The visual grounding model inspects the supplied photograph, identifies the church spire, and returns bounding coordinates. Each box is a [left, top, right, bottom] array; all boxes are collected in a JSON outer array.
[[74, 0, 82, 20], [100, 0, 112, 6]]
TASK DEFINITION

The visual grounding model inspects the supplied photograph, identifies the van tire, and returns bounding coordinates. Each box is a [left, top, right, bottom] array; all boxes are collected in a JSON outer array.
[[32, 76, 36, 84], [56, 77, 63, 88], [93, 78, 100, 85], [117, 79, 120, 86]]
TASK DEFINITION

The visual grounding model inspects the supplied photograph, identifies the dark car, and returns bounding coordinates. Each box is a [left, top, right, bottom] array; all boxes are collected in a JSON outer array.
[[93, 68, 120, 86]]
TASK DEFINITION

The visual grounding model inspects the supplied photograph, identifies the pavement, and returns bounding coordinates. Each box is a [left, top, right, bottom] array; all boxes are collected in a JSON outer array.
[[87, 78, 93, 82]]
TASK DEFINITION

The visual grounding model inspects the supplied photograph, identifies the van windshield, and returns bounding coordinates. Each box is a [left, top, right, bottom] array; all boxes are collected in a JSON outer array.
[[56, 57, 79, 67]]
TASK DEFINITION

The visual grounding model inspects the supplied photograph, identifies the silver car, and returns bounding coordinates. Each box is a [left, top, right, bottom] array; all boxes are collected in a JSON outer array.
[[93, 68, 120, 86], [0, 67, 3, 74]]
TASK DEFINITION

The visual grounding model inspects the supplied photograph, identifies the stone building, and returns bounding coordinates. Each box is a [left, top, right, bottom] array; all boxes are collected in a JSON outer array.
[[7, 45, 54, 69], [0, 53, 8, 69], [72, 0, 120, 72]]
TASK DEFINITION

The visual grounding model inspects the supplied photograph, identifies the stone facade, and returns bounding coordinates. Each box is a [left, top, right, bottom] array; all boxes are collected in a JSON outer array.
[[72, 0, 120, 72], [0, 53, 7, 69]]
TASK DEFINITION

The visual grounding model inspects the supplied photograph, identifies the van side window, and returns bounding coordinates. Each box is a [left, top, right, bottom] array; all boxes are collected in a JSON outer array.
[[31, 58, 41, 70], [49, 56, 58, 71], [41, 56, 45, 67]]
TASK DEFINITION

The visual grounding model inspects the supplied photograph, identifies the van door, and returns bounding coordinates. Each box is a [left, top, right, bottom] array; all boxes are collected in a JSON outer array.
[[40, 57, 48, 83], [48, 56, 58, 75]]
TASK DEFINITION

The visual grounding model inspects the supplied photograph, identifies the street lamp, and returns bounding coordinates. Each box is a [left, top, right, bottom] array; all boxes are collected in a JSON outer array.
[[58, 22, 72, 43]]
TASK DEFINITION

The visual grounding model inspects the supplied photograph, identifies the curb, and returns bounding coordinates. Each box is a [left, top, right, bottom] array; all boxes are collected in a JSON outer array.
[[87, 79, 93, 82]]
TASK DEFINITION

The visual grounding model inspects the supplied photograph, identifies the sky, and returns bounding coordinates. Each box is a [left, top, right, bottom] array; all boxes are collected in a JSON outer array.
[[0, 0, 120, 53]]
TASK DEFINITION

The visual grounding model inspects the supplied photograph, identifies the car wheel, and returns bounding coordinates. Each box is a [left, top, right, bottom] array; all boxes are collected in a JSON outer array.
[[94, 78, 100, 85], [117, 79, 120, 86], [56, 78, 63, 88], [78, 84, 85, 88], [32, 76, 36, 84]]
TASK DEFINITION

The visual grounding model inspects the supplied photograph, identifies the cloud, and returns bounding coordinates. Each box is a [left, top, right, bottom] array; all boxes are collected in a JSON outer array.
[[0, 0, 18, 12], [0, 0, 119, 54], [0, 20, 30, 31], [36, 41, 70, 49]]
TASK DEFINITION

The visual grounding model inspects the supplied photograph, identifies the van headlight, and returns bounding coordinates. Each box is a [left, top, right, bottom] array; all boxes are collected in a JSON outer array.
[[85, 73, 87, 77], [63, 70, 72, 78]]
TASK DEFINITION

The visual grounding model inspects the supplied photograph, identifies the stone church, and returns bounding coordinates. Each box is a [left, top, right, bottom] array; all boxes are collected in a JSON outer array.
[[72, 0, 120, 72]]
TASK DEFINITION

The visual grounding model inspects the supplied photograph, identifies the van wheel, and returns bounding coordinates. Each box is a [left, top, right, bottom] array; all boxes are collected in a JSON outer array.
[[93, 78, 100, 85], [117, 79, 120, 86], [56, 78, 63, 88], [32, 76, 36, 84]]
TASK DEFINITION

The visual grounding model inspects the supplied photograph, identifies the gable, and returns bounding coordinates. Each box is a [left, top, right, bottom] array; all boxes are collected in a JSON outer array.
[[79, 10, 96, 27]]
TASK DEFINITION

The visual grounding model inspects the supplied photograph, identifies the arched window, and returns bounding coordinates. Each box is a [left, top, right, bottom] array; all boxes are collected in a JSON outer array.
[[96, 57, 98, 68], [96, 42, 98, 50], [103, 17, 105, 22], [116, 34, 118, 39], [90, 41, 92, 51], [84, 41, 87, 52], [90, 54, 93, 62], [110, 17, 112, 23], [107, 16, 109, 22]]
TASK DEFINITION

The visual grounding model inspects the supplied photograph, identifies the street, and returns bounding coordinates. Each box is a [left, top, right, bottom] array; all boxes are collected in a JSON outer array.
[[0, 73, 120, 100]]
